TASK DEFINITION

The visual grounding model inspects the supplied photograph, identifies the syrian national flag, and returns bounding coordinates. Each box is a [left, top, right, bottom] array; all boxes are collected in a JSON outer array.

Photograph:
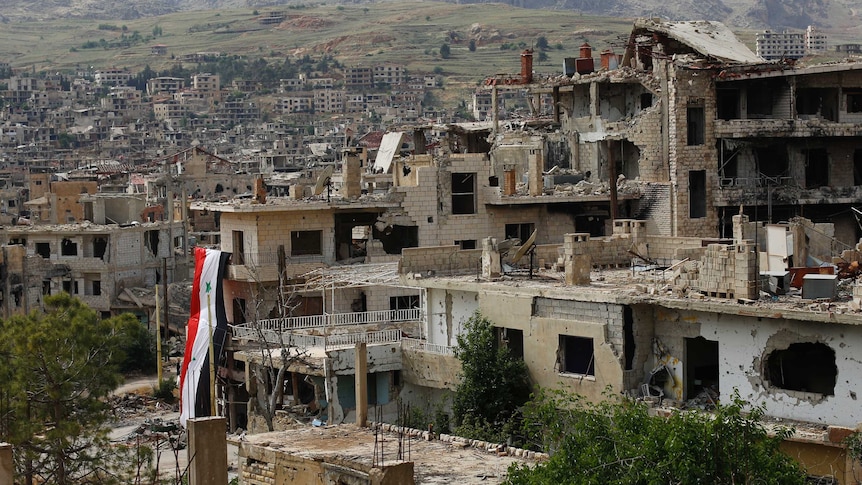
[[180, 247, 231, 427]]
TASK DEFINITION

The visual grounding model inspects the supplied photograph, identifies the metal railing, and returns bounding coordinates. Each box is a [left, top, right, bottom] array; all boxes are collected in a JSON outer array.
[[402, 337, 456, 356], [326, 329, 402, 349], [229, 325, 402, 350], [254, 308, 422, 332]]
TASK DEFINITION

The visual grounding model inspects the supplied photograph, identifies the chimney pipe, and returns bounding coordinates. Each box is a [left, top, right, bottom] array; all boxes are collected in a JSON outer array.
[[520, 49, 533, 84]]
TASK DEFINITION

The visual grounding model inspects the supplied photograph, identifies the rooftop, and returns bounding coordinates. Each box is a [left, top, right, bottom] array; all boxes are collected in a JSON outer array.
[[402, 266, 862, 326], [238, 423, 537, 484]]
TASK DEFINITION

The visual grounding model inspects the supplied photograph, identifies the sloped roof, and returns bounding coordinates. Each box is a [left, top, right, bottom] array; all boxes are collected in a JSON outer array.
[[632, 18, 763, 64]]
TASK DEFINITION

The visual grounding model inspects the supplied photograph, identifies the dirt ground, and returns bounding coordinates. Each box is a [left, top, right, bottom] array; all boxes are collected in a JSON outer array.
[[108, 373, 239, 483]]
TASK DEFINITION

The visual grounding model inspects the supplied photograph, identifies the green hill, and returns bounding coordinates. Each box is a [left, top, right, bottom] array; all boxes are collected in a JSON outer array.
[[0, 3, 636, 84]]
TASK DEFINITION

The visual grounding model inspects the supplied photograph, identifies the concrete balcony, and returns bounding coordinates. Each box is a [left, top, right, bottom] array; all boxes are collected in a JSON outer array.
[[715, 119, 862, 139], [715, 179, 862, 207]]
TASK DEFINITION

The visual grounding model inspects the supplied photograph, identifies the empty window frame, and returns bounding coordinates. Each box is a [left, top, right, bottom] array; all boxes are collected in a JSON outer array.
[[505, 223, 535, 243], [61, 238, 78, 256], [689, 170, 707, 219], [640, 93, 653, 110], [747, 81, 774, 117], [497, 327, 525, 360], [558, 335, 595, 376], [847, 91, 862, 113], [93, 237, 107, 260], [35, 242, 50, 258], [451, 173, 476, 215], [455, 240, 476, 250], [854, 149, 862, 186], [686, 105, 705, 146], [804, 148, 829, 189], [716, 88, 740, 120], [684, 337, 719, 399], [291, 230, 322, 256]]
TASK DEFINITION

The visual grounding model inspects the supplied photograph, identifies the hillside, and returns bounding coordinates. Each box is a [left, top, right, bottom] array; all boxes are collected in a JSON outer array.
[[0, 3, 636, 84], [0, 0, 860, 34]]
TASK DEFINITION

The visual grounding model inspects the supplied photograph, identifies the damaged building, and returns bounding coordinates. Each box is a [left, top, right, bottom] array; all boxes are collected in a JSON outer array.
[[517, 18, 862, 244], [192, 18, 862, 485]]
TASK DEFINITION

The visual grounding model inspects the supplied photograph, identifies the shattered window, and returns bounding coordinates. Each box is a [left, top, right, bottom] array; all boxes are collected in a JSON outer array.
[[847, 92, 862, 113]]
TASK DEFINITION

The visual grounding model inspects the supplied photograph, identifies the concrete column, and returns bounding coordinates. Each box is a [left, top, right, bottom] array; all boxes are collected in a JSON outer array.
[[0, 443, 12, 484], [481, 237, 502, 280], [355, 342, 368, 427], [528, 147, 544, 196], [342, 149, 363, 199], [564, 233, 592, 285], [732, 214, 749, 243], [188, 416, 228, 485]]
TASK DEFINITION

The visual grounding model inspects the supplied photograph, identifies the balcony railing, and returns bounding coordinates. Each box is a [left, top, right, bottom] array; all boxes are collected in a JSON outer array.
[[253, 308, 422, 332], [230, 326, 402, 350], [402, 337, 456, 356]]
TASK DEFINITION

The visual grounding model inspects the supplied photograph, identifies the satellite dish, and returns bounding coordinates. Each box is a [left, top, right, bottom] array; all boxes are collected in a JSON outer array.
[[511, 229, 537, 264], [313, 165, 334, 196]]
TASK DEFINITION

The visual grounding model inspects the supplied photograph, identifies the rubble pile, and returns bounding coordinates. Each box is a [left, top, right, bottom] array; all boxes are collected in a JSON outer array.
[[542, 178, 643, 197], [109, 393, 177, 421]]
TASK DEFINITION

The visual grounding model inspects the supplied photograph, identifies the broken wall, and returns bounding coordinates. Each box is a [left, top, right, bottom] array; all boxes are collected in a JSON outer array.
[[653, 306, 862, 427]]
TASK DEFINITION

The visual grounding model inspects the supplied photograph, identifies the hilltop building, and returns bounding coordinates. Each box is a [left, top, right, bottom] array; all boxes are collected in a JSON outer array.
[[756, 25, 828, 60]]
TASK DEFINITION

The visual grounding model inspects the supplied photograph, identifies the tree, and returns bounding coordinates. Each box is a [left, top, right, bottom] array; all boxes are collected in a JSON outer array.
[[113, 312, 157, 374], [0, 294, 141, 484], [453, 312, 530, 443], [507, 388, 807, 485], [439, 43, 451, 59], [536, 36, 549, 50], [237, 246, 316, 432]]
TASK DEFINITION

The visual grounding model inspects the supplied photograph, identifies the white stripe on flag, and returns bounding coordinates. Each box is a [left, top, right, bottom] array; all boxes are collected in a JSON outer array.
[[180, 248, 224, 427]]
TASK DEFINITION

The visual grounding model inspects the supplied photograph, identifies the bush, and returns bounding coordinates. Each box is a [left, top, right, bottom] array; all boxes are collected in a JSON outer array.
[[508, 389, 807, 484], [152, 378, 177, 403], [453, 312, 530, 444]]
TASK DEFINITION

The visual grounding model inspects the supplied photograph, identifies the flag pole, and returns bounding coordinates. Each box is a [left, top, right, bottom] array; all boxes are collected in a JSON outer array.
[[208, 293, 216, 417], [155, 284, 162, 384]]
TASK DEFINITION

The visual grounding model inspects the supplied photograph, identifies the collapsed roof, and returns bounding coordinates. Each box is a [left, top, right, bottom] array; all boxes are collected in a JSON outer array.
[[625, 18, 764, 65]]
